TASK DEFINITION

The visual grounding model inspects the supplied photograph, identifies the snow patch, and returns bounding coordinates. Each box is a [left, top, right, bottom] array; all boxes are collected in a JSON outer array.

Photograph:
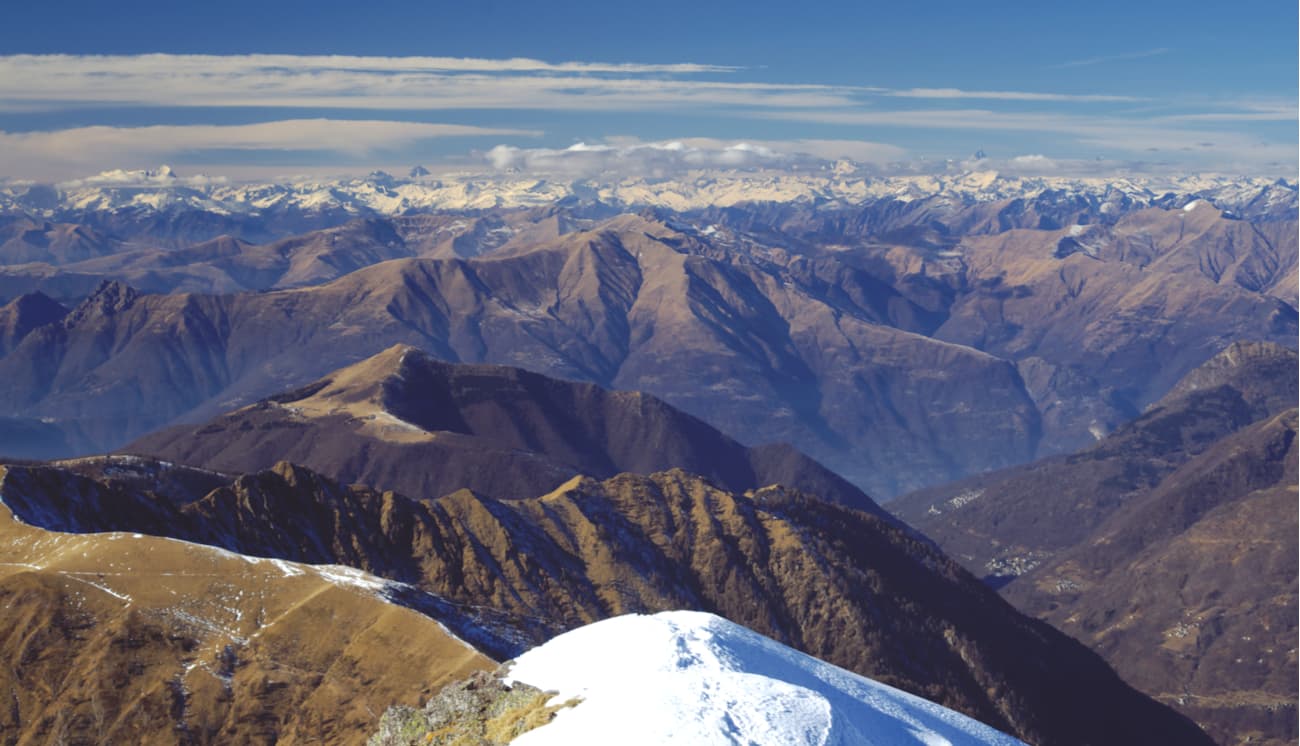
[[506, 611, 1024, 745], [369, 410, 426, 433], [268, 558, 304, 577], [313, 563, 390, 593], [62, 572, 133, 603]]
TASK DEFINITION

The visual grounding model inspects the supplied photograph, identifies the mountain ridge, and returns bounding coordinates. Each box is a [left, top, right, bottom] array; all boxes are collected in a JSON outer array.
[[0, 456, 1213, 746], [127, 344, 886, 516]]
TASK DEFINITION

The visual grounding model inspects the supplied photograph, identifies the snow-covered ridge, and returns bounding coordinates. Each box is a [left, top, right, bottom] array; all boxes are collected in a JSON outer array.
[[0, 166, 1294, 217], [504, 610, 1025, 745]]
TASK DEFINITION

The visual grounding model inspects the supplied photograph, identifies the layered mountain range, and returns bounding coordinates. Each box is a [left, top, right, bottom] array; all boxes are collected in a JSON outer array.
[[0, 165, 1291, 745], [892, 342, 1299, 745], [0, 197, 1292, 497], [0, 346, 1215, 745]]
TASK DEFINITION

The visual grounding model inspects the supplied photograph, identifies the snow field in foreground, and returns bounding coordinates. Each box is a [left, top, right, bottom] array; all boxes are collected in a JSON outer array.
[[505, 610, 1026, 746]]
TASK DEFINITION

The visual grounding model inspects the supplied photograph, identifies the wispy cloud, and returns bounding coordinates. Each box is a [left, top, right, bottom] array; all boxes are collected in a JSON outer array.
[[0, 54, 849, 113], [1156, 99, 1299, 122], [0, 53, 1288, 178], [1053, 47, 1171, 69], [887, 88, 1143, 103], [0, 54, 1151, 114], [1, 53, 741, 76], [0, 119, 539, 180]]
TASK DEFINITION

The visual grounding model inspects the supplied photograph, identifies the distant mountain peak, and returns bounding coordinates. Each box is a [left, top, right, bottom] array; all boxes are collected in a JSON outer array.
[[131, 346, 888, 514], [259, 344, 431, 434], [66, 279, 140, 324], [4, 290, 65, 316]]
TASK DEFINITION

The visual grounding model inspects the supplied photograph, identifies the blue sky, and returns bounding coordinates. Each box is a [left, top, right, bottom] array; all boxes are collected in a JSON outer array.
[[0, 0, 1295, 180]]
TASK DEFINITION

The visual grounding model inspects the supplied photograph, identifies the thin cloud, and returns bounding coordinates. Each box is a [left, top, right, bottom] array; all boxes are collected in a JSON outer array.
[[1054, 47, 1170, 69], [1, 53, 740, 76], [0, 53, 1288, 178], [0, 54, 845, 113], [0, 119, 540, 181], [888, 88, 1143, 103], [0, 55, 1149, 112], [1156, 100, 1299, 123]]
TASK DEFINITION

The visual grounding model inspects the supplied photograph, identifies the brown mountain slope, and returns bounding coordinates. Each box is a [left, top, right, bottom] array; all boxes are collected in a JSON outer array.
[[707, 201, 1298, 450], [1104, 203, 1298, 301], [891, 343, 1298, 745], [891, 341, 1298, 581], [1005, 410, 1298, 746], [0, 458, 1212, 746], [0, 211, 580, 298], [1, 209, 1291, 496], [0, 217, 1044, 496], [930, 211, 1297, 454], [0, 479, 492, 745], [128, 344, 882, 514], [57, 218, 416, 293], [0, 218, 123, 265]]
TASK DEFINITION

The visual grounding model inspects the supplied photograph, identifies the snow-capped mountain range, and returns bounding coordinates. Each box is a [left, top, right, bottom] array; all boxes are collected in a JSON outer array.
[[1, 164, 1295, 218]]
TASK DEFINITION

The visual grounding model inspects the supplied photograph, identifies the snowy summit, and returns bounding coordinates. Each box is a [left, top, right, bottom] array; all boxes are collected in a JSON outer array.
[[505, 610, 1026, 746]]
